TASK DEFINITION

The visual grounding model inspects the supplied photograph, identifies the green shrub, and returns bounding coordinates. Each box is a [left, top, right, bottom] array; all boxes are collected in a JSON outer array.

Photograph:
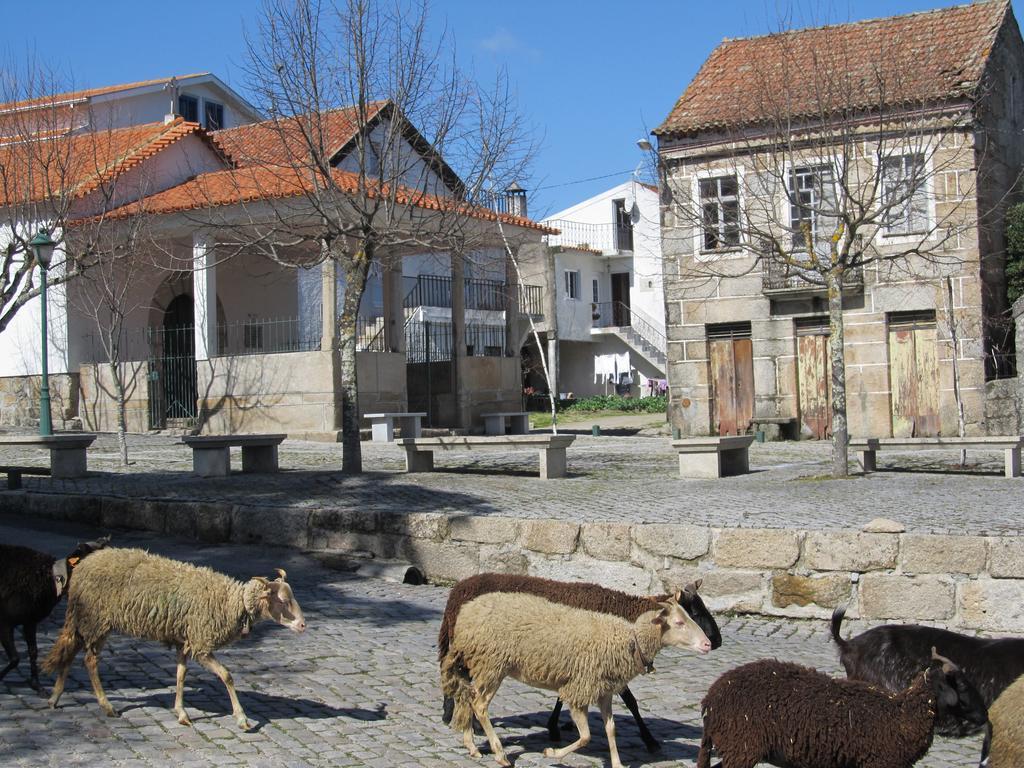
[[1005, 202, 1024, 305], [563, 394, 667, 413]]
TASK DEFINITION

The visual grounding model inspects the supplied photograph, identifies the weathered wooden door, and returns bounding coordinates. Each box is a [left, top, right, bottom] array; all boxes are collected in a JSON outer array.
[[796, 318, 831, 439], [708, 323, 754, 435], [888, 313, 940, 437]]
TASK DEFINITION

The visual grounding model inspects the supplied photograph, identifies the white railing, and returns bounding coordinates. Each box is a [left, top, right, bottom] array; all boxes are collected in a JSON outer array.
[[542, 220, 633, 253]]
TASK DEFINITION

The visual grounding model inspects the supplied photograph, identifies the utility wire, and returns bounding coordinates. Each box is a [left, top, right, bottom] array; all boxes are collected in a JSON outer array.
[[532, 168, 635, 191]]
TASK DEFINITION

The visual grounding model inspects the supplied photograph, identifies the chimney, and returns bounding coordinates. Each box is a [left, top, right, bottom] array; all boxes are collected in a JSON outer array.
[[505, 182, 527, 218]]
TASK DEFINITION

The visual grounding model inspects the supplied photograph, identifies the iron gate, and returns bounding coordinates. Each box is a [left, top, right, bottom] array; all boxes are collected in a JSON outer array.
[[146, 323, 198, 429]]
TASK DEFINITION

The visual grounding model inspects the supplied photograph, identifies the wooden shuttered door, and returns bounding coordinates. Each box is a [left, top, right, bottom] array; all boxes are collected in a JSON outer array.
[[795, 317, 831, 440], [888, 311, 940, 438], [708, 323, 754, 436]]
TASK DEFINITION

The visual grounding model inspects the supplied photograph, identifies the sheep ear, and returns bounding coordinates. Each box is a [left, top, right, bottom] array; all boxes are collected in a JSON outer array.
[[683, 579, 703, 597], [254, 576, 270, 586], [672, 590, 682, 604], [275, 568, 287, 582]]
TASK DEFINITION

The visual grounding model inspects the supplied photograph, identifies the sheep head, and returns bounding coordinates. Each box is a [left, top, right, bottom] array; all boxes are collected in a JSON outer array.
[[653, 592, 712, 655], [926, 647, 987, 728], [51, 560, 69, 598], [252, 569, 306, 634]]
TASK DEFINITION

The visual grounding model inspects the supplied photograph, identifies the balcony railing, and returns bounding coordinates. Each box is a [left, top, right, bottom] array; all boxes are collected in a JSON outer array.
[[542, 220, 634, 253], [591, 301, 666, 355], [761, 258, 864, 294], [402, 274, 543, 316], [405, 320, 506, 363]]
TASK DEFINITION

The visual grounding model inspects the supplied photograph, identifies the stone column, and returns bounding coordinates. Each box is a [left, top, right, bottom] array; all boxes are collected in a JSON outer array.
[[321, 257, 337, 351], [504, 248, 520, 357], [382, 255, 405, 353], [192, 233, 217, 360], [1014, 296, 1024, 433], [451, 250, 469, 429]]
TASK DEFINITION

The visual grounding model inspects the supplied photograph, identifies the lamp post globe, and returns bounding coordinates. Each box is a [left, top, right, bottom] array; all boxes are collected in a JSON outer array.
[[29, 230, 56, 436]]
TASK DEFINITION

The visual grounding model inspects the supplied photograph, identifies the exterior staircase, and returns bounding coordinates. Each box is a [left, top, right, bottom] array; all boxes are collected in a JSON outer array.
[[592, 302, 667, 375]]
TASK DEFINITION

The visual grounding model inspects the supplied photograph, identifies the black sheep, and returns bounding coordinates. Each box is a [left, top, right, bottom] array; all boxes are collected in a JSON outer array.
[[831, 606, 1024, 737], [697, 651, 988, 768], [0, 536, 109, 689]]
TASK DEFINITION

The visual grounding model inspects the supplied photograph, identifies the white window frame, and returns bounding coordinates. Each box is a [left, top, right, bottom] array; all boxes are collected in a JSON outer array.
[[563, 269, 581, 300], [698, 174, 741, 252], [879, 152, 933, 240], [786, 162, 838, 252], [691, 166, 745, 260]]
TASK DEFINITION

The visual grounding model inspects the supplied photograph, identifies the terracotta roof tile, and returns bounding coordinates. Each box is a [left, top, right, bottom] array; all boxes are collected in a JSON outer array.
[[212, 103, 387, 167], [0, 117, 202, 206], [98, 162, 555, 233], [655, 1, 1011, 137]]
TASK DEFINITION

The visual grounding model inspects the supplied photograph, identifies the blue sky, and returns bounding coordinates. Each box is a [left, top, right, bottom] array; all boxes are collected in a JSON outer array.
[[6, 0, 1018, 217]]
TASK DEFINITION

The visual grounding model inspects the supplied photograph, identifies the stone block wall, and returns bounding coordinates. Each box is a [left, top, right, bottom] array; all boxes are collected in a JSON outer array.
[[7, 490, 1024, 632], [0, 373, 79, 428]]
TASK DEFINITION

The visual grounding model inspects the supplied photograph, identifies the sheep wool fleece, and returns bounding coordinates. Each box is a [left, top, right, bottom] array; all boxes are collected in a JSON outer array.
[[447, 591, 658, 715], [437, 572, 662, 661], [52, 548, 264, 657], [699, 660, 938, 768], [988, 673, 1024, 767]]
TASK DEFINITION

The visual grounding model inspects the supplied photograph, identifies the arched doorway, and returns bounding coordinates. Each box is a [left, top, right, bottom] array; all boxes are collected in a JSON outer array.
[[148, 294, 198, 428]]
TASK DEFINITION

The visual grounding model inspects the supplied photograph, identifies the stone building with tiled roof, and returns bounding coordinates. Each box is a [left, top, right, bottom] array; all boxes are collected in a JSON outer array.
[[0, 75, 549, 437], [655, 0, 1024, 441]]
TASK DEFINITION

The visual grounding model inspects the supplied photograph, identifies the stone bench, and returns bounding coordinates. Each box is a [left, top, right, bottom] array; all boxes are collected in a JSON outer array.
[[0, 465, 51, 490], [0, 434, 97, 480], [180, 434, 287, 477], [364, 412, 426, 443], [851, 436, 1024, 478], [480, 411, 530, 436], [672, 435, 755, 478], [397, 434, 575, 479]]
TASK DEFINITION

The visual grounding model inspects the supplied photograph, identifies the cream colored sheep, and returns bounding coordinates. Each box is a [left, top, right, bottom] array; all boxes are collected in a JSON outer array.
[[441, 590, 711, 768], [985, 672, 1024, 767], [43, 547, 306, 730]]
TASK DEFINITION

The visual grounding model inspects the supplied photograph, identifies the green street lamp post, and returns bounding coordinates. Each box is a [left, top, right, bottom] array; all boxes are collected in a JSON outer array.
[[29, 231, 56, 436]]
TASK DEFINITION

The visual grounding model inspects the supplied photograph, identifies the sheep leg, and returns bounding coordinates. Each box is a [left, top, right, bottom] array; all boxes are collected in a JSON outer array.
[[47, 633, 83, 709], [470, 689, 510, 767], [23, 623, 40, 691], [84, 646, 117, 718], [619, 685, 659, 752], [195, 652, 251, 731], [546, 697, 564, 741], [0, 623, 19, 681], [173, 647, 191, 726], [599, 694, 623, 768], [543, 704, 591, 761]]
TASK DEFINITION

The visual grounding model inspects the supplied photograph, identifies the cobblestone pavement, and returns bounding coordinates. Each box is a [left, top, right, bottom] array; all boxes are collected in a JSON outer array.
[[0, 431, 1019, 535], [0, 515, 984, 767]]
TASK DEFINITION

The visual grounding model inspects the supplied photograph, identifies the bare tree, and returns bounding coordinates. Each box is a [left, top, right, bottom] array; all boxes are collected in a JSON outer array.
[[192, 0, 535, 471], [657, 16, 998, 476]]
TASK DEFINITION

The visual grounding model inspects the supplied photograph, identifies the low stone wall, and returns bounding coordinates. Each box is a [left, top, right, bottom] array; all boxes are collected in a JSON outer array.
[[0, 373, 79, 428], [6, 492, 1023, 632]]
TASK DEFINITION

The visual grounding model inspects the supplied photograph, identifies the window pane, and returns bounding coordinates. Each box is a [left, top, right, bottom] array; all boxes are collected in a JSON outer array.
[[699, 179, 717, 198], [722, 201, 740, 245], [719, 176, 738, 197], [204, 102, 224, 130], [178, 95, 198, 123]]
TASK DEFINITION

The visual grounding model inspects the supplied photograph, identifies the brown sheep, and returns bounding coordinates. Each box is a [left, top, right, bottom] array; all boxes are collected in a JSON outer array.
[[983, 672, 1024, 767]]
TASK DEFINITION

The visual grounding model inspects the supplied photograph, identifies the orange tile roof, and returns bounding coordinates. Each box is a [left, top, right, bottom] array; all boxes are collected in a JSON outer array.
[[0, 117, 203, 206], [99, 162, 555, 233], [655, 1, 1010, 137], [0, 74, 210, 113], [212, 102, 387, 167]]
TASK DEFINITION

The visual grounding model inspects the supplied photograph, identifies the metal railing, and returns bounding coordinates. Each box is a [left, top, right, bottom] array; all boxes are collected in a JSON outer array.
[[213, 317, 320, 357], [542, 220, 635, 253], [405, 319, 506, 363], [761, 258, 864, 293], [402, 274, 544, 316], [591, 301, 666, 355]]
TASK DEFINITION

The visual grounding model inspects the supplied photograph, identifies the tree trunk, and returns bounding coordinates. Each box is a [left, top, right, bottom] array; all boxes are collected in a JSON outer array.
[[337, 242, 373, 474], [827, 269, 849, 477], [108, 360, 129, 466]]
